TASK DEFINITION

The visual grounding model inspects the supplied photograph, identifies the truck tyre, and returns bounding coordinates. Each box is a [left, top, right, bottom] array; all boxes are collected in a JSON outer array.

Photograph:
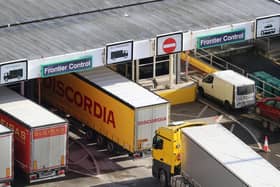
[[198, 87, 204, 97], [86, 130, 94, 140], [96, 135, 104, 146], [256, 107, 261, 114], [269, 124, 276, 132], [262, 120, 269, 129], [159, 169, 168, 187], [107, 141, 115, 153]]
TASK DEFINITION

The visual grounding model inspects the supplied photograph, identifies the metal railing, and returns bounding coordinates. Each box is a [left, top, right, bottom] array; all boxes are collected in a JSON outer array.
[[194, 48, 245, 74], [247, 73, 280, 98], [193, 49, 280, 98]]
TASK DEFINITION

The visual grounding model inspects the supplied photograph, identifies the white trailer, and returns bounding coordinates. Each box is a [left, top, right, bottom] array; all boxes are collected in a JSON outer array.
[[0, 125, 13, 187], [177, 124, 280, 187], [0, 87, 68, 183]]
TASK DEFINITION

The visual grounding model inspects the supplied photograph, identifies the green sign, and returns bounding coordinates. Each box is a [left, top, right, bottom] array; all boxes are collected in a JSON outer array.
[[41, 56, 93, 77], [197, 29, 245, 49]]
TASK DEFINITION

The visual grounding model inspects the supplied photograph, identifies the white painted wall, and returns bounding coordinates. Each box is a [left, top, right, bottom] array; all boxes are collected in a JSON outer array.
[[133, 39, 154, 59]]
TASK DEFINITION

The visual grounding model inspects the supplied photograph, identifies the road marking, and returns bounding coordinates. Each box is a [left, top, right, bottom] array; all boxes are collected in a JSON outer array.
[[196, 105, 208, 118], [275, 154, 280, 158]]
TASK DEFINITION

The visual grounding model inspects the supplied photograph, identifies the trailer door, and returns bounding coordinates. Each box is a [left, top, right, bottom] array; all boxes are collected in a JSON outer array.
[[31, 124, 67, 172], [135, 104, 168, 151], [0, 133, 12, 181]]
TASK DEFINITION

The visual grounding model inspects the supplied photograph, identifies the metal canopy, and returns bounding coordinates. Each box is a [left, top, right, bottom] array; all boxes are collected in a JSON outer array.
[[0, 0, 278, 62]]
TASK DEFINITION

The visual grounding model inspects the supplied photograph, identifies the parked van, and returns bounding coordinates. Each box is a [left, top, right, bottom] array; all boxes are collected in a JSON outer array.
[[197, 70, 255, 109]]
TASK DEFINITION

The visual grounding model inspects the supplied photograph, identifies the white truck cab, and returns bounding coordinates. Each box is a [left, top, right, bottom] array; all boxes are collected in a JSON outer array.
[[198, 70, 255, 109]]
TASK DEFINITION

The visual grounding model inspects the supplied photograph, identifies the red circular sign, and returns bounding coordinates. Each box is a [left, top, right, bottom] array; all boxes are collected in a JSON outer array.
[[163, 37, 177, 54]]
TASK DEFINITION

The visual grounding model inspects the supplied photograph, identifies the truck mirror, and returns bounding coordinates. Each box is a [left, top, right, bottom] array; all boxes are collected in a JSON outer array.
[[156, 139, 163, 149], [152, 136, 163, 149]]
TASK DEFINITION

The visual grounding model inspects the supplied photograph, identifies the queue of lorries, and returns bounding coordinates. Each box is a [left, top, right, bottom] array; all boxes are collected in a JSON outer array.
[[0, 66, 279, 187]]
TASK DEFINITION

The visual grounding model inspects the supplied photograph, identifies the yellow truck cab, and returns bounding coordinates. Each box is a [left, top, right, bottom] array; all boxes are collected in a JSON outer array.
[[152, 121, 205, 187]]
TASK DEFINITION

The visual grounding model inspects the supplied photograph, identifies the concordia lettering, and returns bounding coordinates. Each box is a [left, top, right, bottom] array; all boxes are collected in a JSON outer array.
[[43, 77, 116, 128], [137, 117, 166, 126]]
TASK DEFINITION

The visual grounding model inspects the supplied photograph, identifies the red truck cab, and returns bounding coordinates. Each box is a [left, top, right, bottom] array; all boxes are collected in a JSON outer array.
[[256, 97, 280, 122]]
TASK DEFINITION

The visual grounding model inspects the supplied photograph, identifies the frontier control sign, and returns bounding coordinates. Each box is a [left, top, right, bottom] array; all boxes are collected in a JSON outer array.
[[197, 29, 245, 49], [41, 56, 92, 77]]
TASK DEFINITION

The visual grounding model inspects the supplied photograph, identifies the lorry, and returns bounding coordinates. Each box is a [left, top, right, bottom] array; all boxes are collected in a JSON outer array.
[[152, 123, 280, 187], [0, 87, 68, 183], [197, 70, 256, 109], [41, 66, 169, 155], [0, 124, 13, 187], [3, 69, 23, 82]]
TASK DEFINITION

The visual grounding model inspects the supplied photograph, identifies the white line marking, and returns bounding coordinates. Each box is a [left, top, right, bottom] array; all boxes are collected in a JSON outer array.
[[275, 154, 280, 158], [163, 43, 176, 48]]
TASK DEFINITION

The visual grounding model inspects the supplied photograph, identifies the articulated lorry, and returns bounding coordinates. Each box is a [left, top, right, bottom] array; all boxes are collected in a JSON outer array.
[[153, 123, 280, 187], [42, 67, 169, 154], [0, 87, 68, 183], [0, 124, 13, 187]]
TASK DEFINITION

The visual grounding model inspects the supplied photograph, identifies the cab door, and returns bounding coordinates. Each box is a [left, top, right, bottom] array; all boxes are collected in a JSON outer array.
[[262, 99, 276, 119], [201, 75, 214, 96]]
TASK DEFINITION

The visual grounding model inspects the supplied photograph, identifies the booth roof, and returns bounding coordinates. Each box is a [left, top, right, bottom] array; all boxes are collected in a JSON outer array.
[[0, 0, 278, 62]]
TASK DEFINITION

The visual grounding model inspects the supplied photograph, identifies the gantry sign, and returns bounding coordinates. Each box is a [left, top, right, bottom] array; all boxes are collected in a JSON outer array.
[[197, 29, 246, 49], [41, 56, 93, 78], [0, 59, 27, 85], [255, 14, 280, 39]]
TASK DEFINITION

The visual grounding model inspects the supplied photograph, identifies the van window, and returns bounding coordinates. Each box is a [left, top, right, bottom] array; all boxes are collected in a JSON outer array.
[[237, 85, 254, 95], [203, 75, 214, 83]]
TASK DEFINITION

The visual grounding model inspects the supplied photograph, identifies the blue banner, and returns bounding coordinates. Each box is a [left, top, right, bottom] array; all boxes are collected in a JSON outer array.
[[197, 29, 245, 49], [41, 56, 92, 77]]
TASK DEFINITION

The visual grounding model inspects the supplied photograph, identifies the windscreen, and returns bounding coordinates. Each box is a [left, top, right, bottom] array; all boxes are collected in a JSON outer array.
[[237, 85, 255, 95]]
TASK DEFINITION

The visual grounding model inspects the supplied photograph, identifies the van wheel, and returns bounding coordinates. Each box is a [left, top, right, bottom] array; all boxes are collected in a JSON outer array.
[[224, 101, 231, 111], [198, 87, 204, 97], [96, 135, 104, 146], [159, 169, 168, 187], [107, 141, 115, 153]]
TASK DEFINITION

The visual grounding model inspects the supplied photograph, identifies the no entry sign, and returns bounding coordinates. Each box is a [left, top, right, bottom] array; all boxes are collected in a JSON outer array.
[[156, 32, 183, 56], [163, 38, 176, 53]]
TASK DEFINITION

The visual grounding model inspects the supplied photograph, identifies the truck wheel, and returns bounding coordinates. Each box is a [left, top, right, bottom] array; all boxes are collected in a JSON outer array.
[[86, 130, 94, 140], [96, 135, 104, 146], [159, 169, 168, 187], [256, 107, 261, 114], [269, 124, 276, 132], [107, 141, 115, 153], [198, 87, 204, 97], [262, 120, 269, 129]]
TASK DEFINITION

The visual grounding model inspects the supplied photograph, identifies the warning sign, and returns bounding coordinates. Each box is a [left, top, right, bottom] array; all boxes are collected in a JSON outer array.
[[156, 32, 183, 56]]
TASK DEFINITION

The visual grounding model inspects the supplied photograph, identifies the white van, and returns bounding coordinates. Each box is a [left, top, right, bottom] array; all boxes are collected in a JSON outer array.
[[198, 70, 255, 109]]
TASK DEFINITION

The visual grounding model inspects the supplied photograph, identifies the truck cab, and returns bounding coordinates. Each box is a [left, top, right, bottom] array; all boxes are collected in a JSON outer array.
[[152, 121, 205, 187]]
